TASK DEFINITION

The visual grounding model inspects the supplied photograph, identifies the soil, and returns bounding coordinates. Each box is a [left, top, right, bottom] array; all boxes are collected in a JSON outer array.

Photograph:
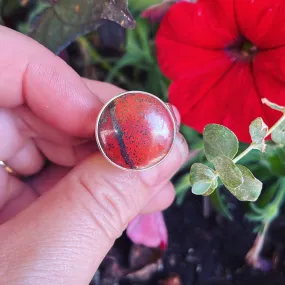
[[93, 191, 285, 285]]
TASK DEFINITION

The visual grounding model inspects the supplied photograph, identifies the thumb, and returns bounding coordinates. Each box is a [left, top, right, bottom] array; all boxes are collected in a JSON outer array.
[[0, 133, 188, 285]]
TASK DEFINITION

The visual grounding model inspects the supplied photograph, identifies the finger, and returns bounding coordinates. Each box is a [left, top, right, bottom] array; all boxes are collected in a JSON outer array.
[[27, 164, 71, 195], [0, 108, 24, 160], [0, 108, 45, 175], [5, 139, 44, 176], [0, 167, 37, 224], [34, 140, 97, 167], [0, 133, 188, 284], [83, 78, 125, 103], [141, 182, 175, 214], [0, 26, 104, 137]]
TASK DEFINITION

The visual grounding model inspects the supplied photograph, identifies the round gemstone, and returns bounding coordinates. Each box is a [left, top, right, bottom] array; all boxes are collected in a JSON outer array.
[[96, 91, 176, 170]]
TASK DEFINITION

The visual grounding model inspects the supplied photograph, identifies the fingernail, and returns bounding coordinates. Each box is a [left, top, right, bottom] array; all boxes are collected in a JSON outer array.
[[139, 133, 189, 186], [165, 103, 181, 128]]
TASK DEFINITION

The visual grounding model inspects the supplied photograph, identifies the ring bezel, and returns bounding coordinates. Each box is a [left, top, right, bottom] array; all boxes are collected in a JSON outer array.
[[95, 90, 178, 171]]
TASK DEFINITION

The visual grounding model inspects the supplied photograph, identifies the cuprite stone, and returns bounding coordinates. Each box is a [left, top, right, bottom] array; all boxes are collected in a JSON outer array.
[[96, 91, 176, 170]]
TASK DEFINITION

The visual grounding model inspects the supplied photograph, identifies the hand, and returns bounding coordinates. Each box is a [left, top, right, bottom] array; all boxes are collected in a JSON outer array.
[[0, 26, 189, 284]]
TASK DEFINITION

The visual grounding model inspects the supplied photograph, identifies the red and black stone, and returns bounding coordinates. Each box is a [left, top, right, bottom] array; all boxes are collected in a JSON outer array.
[[96, 92, 176, 170]]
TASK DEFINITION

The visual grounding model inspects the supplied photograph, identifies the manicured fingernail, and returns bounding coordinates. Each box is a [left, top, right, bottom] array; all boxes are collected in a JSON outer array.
[[139, 133, 189, 186]]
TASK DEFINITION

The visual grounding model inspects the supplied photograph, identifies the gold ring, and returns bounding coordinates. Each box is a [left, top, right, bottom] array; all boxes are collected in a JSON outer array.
[[0, 161, 17, 176]]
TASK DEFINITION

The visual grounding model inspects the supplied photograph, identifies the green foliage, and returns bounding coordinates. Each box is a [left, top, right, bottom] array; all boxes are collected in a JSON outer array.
[[261, 144, 285, 176], [189, 163, 217, 196], [191, 124, 262, 201], [246, 178, 285, 232], [213, 156, 243, 189], [209, 189, 233, 220], [203, 124, 239, 162], [250, 117, 268, 145], [175, 173, 191, 206], [192, 180, 212, 195], [272, 120, 285, 144], [227, 165, 262, 202], [106, 18, 169, 99], [1, 0, 135, 54]]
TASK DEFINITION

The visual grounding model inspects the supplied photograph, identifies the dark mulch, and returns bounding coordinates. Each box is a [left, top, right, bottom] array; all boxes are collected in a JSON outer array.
[[93, 191, 285, 285]]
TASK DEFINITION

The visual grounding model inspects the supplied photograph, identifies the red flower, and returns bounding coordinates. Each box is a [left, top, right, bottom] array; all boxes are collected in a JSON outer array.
[[156, 0, 285, 142]]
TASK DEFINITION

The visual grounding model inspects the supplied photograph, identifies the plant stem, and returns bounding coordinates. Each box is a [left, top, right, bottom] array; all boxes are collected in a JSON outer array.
[[203, 197, 211, 218], [233, 113, 285, 164], [266, 113, 285, 136], [77, 37, 129, 86], [246, 222, 270, 269], [233, 144, 254, 163]]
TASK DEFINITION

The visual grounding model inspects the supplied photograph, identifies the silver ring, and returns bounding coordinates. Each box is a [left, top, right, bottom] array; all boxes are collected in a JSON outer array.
[[95, 91, 178, 171]]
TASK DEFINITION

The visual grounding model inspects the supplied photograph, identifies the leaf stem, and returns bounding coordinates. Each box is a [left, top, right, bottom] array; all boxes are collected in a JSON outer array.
[[232, 144, 254, 163], [266, 113, 285, 136], [246, 222, 270, 269], [233, 113, 285, 164]]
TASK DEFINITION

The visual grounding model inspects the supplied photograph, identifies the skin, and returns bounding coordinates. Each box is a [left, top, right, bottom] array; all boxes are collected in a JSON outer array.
[[0, 26, 189, 284]]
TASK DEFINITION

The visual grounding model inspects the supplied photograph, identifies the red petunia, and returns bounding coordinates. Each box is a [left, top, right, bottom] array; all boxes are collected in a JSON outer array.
[[156, 0, 285, 142]]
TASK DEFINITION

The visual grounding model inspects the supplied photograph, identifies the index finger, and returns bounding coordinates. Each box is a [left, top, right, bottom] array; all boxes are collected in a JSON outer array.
[[0, 26, 118, 137]]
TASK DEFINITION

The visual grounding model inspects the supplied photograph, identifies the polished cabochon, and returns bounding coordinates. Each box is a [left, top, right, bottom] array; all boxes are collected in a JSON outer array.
[[95, 91, 177, 171]]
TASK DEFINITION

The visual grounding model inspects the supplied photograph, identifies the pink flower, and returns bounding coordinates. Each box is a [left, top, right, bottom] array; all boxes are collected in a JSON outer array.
[[126, 212, 168, 249]]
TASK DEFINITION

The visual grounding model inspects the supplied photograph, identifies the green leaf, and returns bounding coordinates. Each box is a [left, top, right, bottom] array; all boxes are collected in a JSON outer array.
[[249, 203, 265, 215], [272, 119, 285, 144], [209, 188, 233, 220], [257, 180, 279, 208], [226, 165, 262, 201], [189, 163, 215, 184], [249, 117, 268, 145], [263, 145, 285, 176], [175, 173, 190, 206], [203, 124, 239, 162], [192, 180, 212, 195], [106, 53, 143, 82], [264, 204, 279, 221], [28, 0, 135, 54], [245, 213, 264, 222], [189, 163, 217, 196], [212, 156, 243, 189]]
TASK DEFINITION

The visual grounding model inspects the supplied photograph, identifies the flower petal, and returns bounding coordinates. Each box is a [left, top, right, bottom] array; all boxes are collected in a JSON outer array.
[[126, 212, 168, 249], [253, 48, 285, 127], [156, 37, 231, 80], [235, 0, 285, 49], [156, 1, 238, 50], [169, 63, 263, 142]]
